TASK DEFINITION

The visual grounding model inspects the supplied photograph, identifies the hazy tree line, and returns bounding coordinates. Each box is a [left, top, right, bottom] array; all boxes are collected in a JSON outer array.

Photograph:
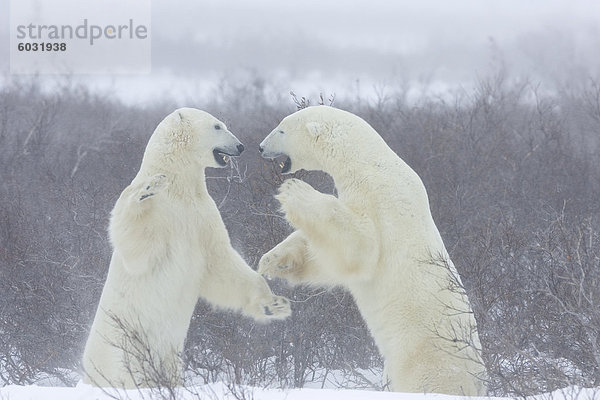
[[0, 71, 599, 396]]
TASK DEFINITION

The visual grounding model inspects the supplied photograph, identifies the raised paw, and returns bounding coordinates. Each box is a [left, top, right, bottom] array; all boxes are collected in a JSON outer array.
[[275, 178, 324, 220], [138, 174, 168, 202], [261, 295, 291, 320], [258, 249, 300, 281], [276, 178, 317, 204]]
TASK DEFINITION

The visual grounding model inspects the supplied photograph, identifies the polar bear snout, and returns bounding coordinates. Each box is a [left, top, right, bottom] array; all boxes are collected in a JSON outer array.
[[212, 141, 244, 167], [258, 136, 293, 173], [215, 142, 244, 156], [220, 142, 244, 156], [258, 135, 281, 159]]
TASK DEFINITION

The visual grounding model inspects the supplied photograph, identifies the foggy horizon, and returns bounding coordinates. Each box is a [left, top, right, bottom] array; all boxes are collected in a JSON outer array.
[[2, 0, 600, 105]]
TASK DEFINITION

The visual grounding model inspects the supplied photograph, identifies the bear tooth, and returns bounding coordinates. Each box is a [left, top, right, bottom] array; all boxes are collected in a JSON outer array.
[[279, 161, 285, 168], [223, 155, 229, 162]]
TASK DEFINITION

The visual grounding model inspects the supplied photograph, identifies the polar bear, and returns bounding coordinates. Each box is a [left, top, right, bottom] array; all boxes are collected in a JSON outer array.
[[258, 106, 487, 395], [82, 108, 291, 388]]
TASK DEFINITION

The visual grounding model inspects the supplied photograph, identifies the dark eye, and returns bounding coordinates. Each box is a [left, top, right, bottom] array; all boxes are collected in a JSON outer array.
[[278, 130, 285, 134], [214, 124, 221, 130]]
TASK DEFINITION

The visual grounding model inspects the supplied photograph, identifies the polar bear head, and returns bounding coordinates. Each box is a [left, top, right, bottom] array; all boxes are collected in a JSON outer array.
[[259, 106, 378, 174], [143, 107, 244, 170]]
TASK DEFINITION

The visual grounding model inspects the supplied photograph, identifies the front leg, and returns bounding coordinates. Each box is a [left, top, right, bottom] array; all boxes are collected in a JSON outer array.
[[199, 251, 291, 322], [274, 179, 379, 283], [258, 230, 332, 286]]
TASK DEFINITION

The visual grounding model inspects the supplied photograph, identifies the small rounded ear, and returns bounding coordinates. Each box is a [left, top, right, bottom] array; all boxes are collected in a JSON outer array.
[[306, 121, 323, 137]]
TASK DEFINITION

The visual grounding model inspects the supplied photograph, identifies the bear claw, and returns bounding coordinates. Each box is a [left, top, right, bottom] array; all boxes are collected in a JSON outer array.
[[261, 295, 291, 319], [139, 193, 154, 201], [138, 174, 168, 202]]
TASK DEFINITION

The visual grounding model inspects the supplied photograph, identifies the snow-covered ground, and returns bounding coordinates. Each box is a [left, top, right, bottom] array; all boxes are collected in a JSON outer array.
[[1, 383, 599, 400]]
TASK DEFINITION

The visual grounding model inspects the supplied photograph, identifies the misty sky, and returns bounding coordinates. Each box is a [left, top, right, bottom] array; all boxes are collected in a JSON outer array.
[[2, 0, 600, 105]]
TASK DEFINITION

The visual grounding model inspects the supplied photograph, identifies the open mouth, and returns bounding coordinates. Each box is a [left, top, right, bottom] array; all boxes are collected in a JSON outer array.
[[274, 155, 292, 174], [259, 145, 292, 173], [213, 149, 236, 166]]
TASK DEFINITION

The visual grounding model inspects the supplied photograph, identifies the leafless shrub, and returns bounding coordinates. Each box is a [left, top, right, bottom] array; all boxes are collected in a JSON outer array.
[[290, 91, 335, 110], [1, 72, 599, 395]]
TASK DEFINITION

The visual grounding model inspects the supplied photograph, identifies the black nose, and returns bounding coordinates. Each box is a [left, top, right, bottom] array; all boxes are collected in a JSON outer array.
[[237, 143, 245, 154], [258, 145, 264, 153]]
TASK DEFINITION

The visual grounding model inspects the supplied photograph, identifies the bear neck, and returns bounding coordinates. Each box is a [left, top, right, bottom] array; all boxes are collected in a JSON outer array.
[[169, 171, 209, 200], [321, 143, 422, 204], [326, 159, 380, 195], [313, 124, 397, 184]]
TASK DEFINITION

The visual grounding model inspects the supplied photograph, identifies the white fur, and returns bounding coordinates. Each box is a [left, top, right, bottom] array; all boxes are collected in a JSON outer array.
[[82, 108, 290, 388], [258, 106, 487, 395]]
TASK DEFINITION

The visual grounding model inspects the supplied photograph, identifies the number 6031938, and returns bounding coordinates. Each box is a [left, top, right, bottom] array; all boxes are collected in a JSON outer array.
[[17, 42, 67, 51]]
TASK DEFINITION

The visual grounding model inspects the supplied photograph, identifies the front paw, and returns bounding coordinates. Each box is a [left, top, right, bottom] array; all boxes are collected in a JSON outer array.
[[275, 178, 322, 220], [138, 174, 168, 202], [261, 295, 291, 320], [258, 249, 299, 281]]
